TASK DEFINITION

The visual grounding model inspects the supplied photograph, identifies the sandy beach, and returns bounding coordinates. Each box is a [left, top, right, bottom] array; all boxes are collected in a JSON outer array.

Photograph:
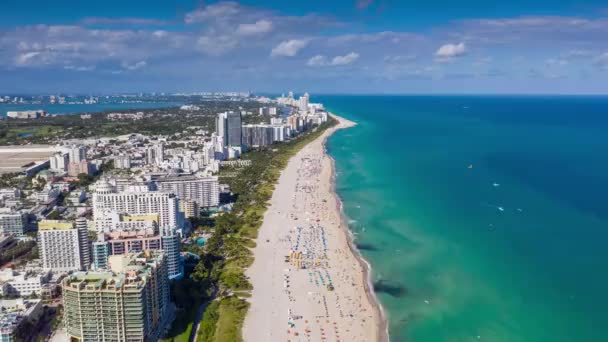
[[243, 114, 387, 342]]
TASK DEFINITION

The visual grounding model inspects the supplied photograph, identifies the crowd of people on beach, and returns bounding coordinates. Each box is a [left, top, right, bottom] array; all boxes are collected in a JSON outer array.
[[278, 146, 376, 342]]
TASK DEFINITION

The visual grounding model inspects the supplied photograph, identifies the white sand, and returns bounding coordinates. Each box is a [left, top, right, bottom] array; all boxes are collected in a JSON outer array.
[[243, 115, 385, 342]]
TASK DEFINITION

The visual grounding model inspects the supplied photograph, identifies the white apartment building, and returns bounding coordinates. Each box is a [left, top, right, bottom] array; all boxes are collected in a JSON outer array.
[[0, 210, 26, 237], [68, 145, 87, 163], [95, 212, 157, 233], [155, 175, 219, 208], [37, 219, 90, 272], [92, 180, 181, 233], [49, 152, 69, 172], [114, 155, 132, 169], [299, 92, 310, 112], [0, 269, 50, 296]]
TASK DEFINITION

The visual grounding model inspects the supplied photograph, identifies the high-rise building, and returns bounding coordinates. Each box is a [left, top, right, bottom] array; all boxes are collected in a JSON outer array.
[[242, 124, 275, 148], [49, 152, 69, 172], [0, 211, 26, 237], [93, 181, 181, 232], [146, 143, 165, 166], [92, 181, 183, 279], [68, 160, 91, 177], [38, 219, 91, 272], [299, 92, 310, 112], [216, 111, 242, 147], [76, 218, 92, 269], [179, 199, 200, 218], [227, 111, 243, 147], [62, 251, 171, 342], [271, 125, 290, 142], [215, 113, 226, 145], [155, 175, 219, 208], [287, 115, 301, 133], [160, 234, 181, 279], [259, 107, 278, 116], [113, 155, 131, 169], [92, 238, 110, 270], [92, 228, 181, 279], [68, 145, 87, 163]]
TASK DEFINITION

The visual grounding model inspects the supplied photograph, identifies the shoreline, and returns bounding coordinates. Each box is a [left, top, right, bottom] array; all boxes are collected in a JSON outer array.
[[324, 114, 389, 342], [244, 113, 385, 341]]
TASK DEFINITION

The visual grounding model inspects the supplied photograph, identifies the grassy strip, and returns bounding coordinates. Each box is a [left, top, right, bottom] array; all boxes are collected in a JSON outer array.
[[161, 278, 207, 341], [190, 117, 338, 342], [196, 301, 220, 342]]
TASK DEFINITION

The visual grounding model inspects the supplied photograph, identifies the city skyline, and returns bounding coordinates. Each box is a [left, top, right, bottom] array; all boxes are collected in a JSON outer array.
[[2, 0, 608, 94]]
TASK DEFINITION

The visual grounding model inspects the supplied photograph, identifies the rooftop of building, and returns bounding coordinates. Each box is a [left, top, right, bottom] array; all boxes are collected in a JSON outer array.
[[0, 268, 49, 283], [0, 298, 41, 332], [105, 228, 159, 240], [38, 220, 74, 230], [62, 252, 164, 292]]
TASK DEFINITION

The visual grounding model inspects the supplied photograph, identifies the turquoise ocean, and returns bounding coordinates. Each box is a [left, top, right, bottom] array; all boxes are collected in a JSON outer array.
[[318, 95, 608, 342]]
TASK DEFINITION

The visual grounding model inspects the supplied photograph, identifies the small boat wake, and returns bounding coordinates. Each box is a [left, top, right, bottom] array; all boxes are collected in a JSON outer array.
[[482, 202, 505, 212]]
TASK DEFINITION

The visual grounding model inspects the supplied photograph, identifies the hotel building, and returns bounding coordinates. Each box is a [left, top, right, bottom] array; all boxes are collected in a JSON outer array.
[[62, 251, 170, 342], [38, 218, 91, 272], [155, 175, 219, 208]]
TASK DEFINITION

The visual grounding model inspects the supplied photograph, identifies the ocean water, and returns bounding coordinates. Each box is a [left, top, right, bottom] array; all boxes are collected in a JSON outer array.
[[319, 95, 608, 342], [0, 102, 179, 117]]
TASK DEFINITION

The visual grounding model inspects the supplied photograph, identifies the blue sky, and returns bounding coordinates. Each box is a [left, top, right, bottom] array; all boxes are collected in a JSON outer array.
[[2, 0, 608, 94]]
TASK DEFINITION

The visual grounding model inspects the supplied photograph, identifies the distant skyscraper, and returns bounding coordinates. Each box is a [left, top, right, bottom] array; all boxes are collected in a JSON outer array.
[[299, 92, 310, 112], [216, 111, 242, 147], [227, 111, 242, 147], [215, 113, 226, 144], [242, 125, 275, 148], [146, 143, 165, 165]]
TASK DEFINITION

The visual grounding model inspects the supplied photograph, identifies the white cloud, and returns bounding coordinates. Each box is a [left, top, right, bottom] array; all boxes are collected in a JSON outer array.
[[81, 17, 169, 26], [435, 42, 466, 59], [121, 60, 147, 70], [307, 55, 327, 66], [271, 39, 308, 57], [64, 65, 95, 71], [237, 20, 273, 36], [307, 52, 360, 67], [383, 55, 416, 63], [185, 2, 241, 24], [153, 30, 168, 38], [1, 25, 185, 69], [15, 52, 41, 66], [331, 52, 359, 65]]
